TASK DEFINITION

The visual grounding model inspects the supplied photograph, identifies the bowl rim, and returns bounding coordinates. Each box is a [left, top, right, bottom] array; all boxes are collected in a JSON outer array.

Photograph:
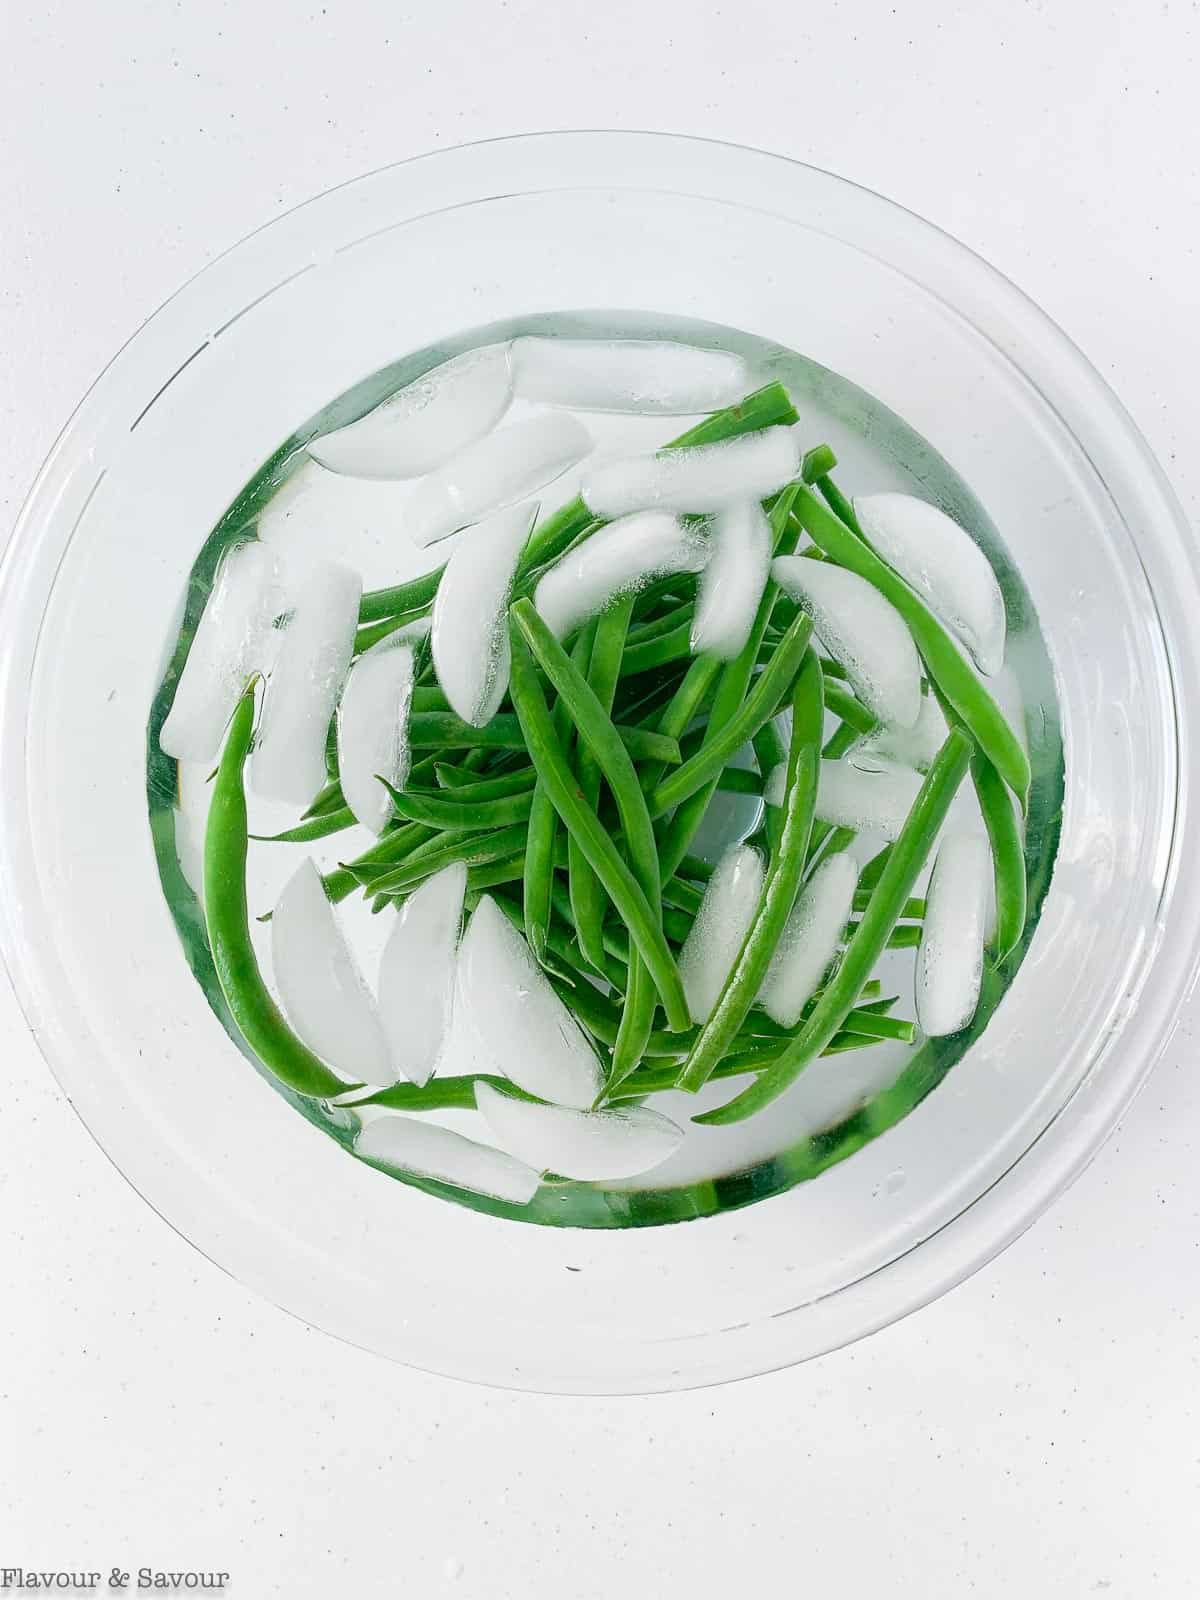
[[2, 129, 1198, 1393]]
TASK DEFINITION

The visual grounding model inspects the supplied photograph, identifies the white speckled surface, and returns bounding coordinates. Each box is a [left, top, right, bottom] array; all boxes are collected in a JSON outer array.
[[2, 3, 1198, 1593]]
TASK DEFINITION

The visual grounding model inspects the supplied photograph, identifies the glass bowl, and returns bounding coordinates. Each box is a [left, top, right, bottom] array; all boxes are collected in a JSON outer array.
[[1, 132, 1196, 1394]]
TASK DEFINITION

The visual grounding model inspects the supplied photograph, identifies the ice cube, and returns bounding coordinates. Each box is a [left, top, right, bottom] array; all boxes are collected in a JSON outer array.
[[403, 413, 592, 548], [533, 509, 707, 639], [858, 692, 949, 773], [854, 492, 1006, 676], [916, 827, 991, 1036], [582, 426, 800, 518], [377, 862, 467, 1086], [690, 501, 772, 659], [337, 638, 416, 834], [772, 555, 922, 729], [475, 1083, 683, 1181], [252, 561, 361, 806], [510, 337, 749, 415], [758, 852, 859, 1027], [431, 501, 536, 725], [679, 843, 765, 1023], [455, 896, 605, 1109], [816, 754, 924, 840], [355, 1115, 540, 1205], [271, 858, 391, 1086], [159, 540, 283, 763], [307, 344, 513, 481]]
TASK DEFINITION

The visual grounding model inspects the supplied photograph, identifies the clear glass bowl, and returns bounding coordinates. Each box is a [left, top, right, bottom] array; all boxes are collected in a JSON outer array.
[[2, 132, 1196, 1394]]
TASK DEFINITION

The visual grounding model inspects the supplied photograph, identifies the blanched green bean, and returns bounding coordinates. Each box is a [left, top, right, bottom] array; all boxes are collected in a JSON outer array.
[[676, 650, 823, 1093], [648, 612, 813, 817], [695, 728, 973, 1124], [793, 488, 1029, 801], [508, 627, 691, 1033], [204, 685, 347, 1098]]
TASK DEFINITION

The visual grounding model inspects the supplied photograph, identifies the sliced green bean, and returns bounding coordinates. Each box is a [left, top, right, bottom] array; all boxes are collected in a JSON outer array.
[[509, 628, 691, 1033], [648, 612, 813, 817], [793, 488, 1029, 802], [676, 650, 823, 1093], [696, 727, 974, 1124], [204, 686, 347, 1098]]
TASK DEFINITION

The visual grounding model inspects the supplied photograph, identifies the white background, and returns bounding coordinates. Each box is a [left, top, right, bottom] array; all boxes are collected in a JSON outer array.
[[2, 2, 1198, 1594]]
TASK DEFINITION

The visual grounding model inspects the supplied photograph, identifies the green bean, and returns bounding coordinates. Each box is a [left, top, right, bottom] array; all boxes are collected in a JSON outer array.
[[793, 488, 1029, 802], [303, 777, 348, 820], [321, 821, 437, 902], [654, 487, 804, 877], [854, 891, 924, 920], [411, 685, 453, 713], [465, 853, 528, 892], [835, 1008, 916, 1043], [752, 718, 788, 859], [801, 443, 838, 483], [857, 843, 893, 894], [620, 620, 693, 676], [432, 763, 536, 798], [822, 719, 863, 761], [823, 681, 876, 736], [382, 779, 535, 832], [970, 746, 1027, 962], [569, 596, 635, 971], [676, 650, 823, 1093], [815, 474, 862, 535], [513, 602, 663, 914], [624, 599, 694, 647], [511, 598, 670, 1078], [368, 823, 531, 899], [696, 727, 973, 1124], [508, 627, 691, 1033], [631, 574, 693, 620], [353, 606, 431, 654], [523, 627, 591, 957], [404, 711, 680, 764], [662, 878, 704, 916], [349, 1072, 533, 1113], [252, 806, 358, 844], [648, 612, 814, 817], [204, 685, 347, 1098]]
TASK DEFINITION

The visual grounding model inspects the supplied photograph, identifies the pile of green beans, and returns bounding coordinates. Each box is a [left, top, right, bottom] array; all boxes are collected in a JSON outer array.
[[202, 393, 1029, 1134]]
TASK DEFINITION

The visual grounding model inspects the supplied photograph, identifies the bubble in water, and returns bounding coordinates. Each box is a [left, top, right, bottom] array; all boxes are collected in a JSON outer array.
[[444, 1557, 464, 1580]]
